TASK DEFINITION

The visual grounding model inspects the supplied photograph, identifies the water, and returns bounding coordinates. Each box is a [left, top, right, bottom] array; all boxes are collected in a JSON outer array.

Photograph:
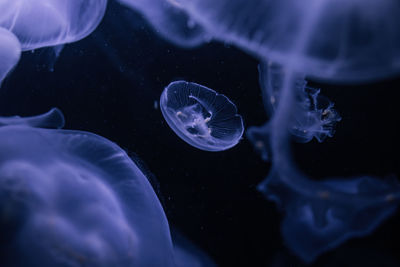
[[0, 2, 399, 266]]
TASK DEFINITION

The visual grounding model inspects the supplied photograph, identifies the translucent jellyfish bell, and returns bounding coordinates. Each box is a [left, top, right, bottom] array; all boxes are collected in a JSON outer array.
[[0, 27, 21, 85], [177, 0, 400, 82], [160, 81, 244, 151], [0, 0, 107, 50], [0, 109, 176, 266]]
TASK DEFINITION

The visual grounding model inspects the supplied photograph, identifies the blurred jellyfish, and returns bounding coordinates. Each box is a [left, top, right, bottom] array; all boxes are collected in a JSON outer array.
[[261, 169, 400, 262], [0, 27, 21, 85], [168, 0, 400, 262], [116, 0, 209, 48], [0, 0, 107, 51], [248, 58, 399, 262], [0, 108, 177, 266], [176, 0, 400, 82], [160, 81, 244, 151], [248, 62, 342, 157]]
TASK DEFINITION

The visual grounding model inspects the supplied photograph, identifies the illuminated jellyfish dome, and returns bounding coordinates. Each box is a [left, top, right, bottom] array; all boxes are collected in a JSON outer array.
[[160, 81, 244, 151], [0, 109, 177, 266]]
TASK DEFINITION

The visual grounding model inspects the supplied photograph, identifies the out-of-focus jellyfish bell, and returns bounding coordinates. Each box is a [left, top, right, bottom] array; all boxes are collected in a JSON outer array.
[[0, 0, 107, 50], [0, 109, 176, 266], [176, 0, 400, 82], [0, 27, 20, 85], [261, 169, 400, 263], [116, 0, 209, 48], [160, 81, 244, 151]]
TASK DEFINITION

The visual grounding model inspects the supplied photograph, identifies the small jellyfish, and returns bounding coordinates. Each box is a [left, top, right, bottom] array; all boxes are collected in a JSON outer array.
[[0, 27, 21, 85], [0, 0, 107, 50], [160, 81, 244, 151]]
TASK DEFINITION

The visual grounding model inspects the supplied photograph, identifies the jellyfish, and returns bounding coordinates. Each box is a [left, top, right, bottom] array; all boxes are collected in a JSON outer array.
[[169, 0, 400, 262], [175, 0, 400, 82], [160, 81, 244, 151], [0, 108, 177, 266], [0, 0, 107, 51], [247, 62, 342, 160], [0, 27, 21, 86], [116, 0, 209, 48]]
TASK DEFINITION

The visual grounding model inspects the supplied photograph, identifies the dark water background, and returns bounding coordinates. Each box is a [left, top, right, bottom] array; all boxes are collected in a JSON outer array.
[[1, 2, 399, 266]]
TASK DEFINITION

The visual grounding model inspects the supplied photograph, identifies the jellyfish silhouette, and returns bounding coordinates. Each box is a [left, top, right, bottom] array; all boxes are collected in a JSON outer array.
[[0, 27, 20, 85], [0, 0, 107, 51], [0, 109, 178, 266], [170, 0, 400, 262], [160, 81, 244, 151], [116, 0, 209, 48]]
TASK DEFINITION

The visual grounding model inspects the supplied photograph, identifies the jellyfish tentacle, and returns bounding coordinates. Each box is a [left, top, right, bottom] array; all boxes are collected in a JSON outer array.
[[0, 108, 65, 129]]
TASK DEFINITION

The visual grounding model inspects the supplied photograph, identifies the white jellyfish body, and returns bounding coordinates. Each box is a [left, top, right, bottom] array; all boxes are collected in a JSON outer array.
[[0, 0, 107, 50], [0, 109, 176, 266], [160, 81, 244, 151], [0, 27, 21, 85]]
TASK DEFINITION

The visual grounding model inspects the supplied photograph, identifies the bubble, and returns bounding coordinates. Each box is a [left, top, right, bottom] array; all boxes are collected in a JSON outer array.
[[160, 81, 244, 151]]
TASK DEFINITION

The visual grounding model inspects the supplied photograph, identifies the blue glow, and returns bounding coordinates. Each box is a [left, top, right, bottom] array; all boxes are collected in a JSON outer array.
[[160, 81, 244, 151]]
